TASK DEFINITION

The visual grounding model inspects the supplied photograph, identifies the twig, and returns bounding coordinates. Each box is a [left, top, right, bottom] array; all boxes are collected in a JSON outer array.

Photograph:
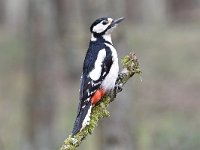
[[59, 52, 141, 150]]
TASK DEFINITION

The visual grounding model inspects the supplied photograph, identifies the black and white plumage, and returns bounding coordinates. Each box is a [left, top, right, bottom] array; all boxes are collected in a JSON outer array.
[[72, 17, 125, 135]]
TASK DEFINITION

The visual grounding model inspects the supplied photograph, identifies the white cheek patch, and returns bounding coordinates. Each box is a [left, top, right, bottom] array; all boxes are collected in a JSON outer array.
[[89, 49, 106, 81], [93, 23, 109, 33]]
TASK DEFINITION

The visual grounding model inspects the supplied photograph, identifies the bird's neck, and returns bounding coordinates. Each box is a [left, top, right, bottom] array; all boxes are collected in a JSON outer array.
[[102, 34, 112, 44], [91, 33, 113, 44]]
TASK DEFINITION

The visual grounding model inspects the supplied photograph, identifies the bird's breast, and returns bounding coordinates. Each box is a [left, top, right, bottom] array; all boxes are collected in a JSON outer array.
[[101, 43, 119, 91]]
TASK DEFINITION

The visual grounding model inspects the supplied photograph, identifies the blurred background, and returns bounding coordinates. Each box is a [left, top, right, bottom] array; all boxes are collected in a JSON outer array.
[[0, 0, 200, 150]]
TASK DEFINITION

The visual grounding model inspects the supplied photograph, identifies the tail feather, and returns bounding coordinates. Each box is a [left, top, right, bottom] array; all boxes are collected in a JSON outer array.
[[72, 101, 92, 135]]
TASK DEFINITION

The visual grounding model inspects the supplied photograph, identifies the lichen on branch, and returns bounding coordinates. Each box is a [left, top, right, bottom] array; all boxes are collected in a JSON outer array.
[[59, 52, 141, 150]]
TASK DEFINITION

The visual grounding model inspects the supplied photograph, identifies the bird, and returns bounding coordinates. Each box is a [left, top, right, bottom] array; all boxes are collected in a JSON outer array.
[[72, 17, 125, 135]]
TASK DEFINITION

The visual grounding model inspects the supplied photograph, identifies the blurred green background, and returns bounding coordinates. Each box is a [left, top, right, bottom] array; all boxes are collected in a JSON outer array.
[[0, 0, 200, 150]]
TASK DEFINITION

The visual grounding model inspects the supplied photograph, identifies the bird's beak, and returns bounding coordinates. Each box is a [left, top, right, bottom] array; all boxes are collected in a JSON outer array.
[[111, 17, 125, 27]]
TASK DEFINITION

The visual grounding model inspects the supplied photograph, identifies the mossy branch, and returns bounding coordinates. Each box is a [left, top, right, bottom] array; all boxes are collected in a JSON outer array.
[[59, 52, 141, 150]]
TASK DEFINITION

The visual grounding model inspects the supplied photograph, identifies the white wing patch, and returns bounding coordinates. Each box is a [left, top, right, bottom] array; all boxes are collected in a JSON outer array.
[[89, 49, 106, 81]]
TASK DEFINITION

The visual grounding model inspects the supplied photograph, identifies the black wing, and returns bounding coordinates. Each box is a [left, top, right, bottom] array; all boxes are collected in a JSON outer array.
[[79, 45, 113, 102], [72, 44, 113, 135]]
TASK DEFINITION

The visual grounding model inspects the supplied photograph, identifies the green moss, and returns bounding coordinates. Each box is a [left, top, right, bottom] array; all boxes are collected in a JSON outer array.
[[59, 52, 141, 150]]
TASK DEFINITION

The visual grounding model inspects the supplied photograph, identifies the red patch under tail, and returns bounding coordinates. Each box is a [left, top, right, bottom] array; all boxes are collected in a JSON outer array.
[[91, 88, 105, 105]]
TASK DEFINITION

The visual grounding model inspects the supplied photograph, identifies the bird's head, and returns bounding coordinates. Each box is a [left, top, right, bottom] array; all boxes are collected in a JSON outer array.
[[90, 17, 125, 37]]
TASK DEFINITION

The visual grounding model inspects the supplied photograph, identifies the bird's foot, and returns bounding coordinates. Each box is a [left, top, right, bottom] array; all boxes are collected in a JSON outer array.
[[115, 83, 123, 93]]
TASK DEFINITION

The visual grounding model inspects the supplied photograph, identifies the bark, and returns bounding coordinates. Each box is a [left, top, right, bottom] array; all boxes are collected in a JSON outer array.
[[59, 52, 141, 150]]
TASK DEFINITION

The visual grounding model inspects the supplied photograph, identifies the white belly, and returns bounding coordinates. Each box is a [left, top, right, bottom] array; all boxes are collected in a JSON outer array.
[[101, 43, 119, 91]]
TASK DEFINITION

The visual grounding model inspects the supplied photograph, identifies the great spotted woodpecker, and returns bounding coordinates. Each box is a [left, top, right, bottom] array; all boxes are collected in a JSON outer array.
[[72, 17, 125, 135]]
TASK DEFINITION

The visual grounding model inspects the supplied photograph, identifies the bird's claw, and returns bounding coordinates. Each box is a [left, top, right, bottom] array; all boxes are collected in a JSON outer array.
[[115, 84, 123, 93]]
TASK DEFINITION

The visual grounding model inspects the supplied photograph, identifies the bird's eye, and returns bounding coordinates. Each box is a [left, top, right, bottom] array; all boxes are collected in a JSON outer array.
[[102, 20, 108, 25]]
